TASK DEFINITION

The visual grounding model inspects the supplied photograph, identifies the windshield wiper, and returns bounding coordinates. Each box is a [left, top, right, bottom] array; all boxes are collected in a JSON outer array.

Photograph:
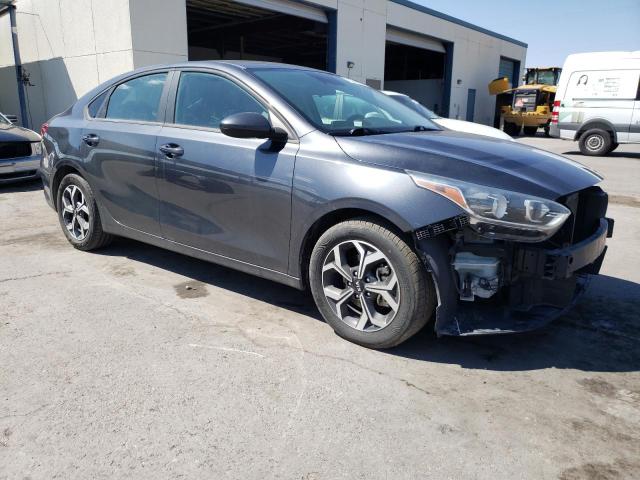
[[412, 125, 438, 132], [331, 127, 383, 137]]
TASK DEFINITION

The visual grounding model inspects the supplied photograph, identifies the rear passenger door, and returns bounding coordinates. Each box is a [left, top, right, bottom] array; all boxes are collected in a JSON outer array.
[[81, 71, 171, 236]]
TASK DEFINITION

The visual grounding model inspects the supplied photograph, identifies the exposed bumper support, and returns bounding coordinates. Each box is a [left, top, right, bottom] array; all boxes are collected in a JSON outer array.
[[416, 217, 613, 337]]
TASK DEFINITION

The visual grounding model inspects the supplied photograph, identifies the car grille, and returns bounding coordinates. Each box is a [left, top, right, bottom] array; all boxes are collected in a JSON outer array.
[[0, 142, 31, 160], [548, 186, 608, 247]]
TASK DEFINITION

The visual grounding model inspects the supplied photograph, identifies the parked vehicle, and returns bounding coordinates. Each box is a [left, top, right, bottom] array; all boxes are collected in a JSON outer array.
[[0, 112, 42, 184], [384, 90, 514, 141], [489, 67, 562, 136], [550, 51, 640, 155], [40, 62, 613, 348], [1, 112, 19, 124]]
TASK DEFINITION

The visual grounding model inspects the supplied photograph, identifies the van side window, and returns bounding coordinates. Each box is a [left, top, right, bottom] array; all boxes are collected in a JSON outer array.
[[106, 73, 168, 122], [636, 76, 640, 100]]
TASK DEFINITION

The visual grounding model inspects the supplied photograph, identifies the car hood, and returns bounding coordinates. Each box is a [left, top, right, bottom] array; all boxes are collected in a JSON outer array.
[[334, 130, 601, 199], [0, 122, 41, 143], [434, 117, 514, 141]]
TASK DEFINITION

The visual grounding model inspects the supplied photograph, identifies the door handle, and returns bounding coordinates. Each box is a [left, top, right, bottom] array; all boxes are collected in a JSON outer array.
[[82, 133, 100, 146], [159, 143, 184, 158]]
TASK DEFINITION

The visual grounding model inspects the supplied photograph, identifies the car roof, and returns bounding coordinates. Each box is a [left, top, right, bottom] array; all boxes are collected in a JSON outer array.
[[137, 60, 323, 73]]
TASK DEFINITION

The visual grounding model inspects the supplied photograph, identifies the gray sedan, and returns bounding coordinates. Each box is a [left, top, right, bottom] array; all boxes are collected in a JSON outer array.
[[39, 62, 612, 349]]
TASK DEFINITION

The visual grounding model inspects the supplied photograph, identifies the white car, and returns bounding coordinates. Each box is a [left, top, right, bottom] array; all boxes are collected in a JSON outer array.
[[383, 91, 514, 141]]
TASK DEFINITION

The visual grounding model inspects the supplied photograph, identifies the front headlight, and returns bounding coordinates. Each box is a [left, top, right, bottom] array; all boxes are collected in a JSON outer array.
[[31, 142, 43, 156], [408, 171, 571, 242]]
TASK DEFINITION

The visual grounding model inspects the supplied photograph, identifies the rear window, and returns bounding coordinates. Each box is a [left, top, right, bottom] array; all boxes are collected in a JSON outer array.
[[106, 73, 167, 122]]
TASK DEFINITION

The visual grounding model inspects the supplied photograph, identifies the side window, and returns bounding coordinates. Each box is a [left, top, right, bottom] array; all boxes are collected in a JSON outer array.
[[174, 72, 267, 129], [87, 90, 108, 118], [106, 73, 167, 122]]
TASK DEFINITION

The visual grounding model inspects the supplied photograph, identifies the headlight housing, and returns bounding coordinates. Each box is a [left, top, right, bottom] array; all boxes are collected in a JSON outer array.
[[408, 171, 571, 242], [31, 141, 43, 156]]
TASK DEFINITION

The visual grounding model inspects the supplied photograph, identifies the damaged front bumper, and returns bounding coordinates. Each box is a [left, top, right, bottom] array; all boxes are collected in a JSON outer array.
[[416, 215, 614, 337]]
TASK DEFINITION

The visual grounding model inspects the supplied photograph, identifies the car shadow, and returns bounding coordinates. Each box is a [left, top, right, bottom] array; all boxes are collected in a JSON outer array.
[[97, 237, 321, 319], [0, 178, 42, 193], [97, 238, 639, 373], [387, 274, 640, 373]]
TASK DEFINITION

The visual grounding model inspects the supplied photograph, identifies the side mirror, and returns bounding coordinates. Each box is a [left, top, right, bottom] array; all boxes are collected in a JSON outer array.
[[220, 112, 287, 143]]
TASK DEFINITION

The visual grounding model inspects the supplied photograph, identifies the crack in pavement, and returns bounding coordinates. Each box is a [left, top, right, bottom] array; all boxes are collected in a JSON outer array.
[[0, 271, 70, 284]]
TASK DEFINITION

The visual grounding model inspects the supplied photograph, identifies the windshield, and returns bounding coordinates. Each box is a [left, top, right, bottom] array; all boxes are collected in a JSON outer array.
[[249, 68, 440, 135], [388, 94, 440, 120], [526, 69, 559, 86]]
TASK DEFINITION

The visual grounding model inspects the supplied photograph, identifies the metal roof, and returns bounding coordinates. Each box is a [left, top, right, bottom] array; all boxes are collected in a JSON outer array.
[[390, 0, 528, 48]]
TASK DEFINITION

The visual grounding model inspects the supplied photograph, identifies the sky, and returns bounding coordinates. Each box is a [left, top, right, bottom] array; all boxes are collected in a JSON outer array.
[[412, 0, 640, 67]]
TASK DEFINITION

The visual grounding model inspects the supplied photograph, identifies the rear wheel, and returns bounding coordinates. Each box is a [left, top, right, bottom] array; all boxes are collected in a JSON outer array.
[[543, 124, 551, 137], [523, 126, 538, 136], [309, 218, 435, 349], [578, 128, 612, 156], [56, 173, 113, 251], [503, 122, 520, 136]]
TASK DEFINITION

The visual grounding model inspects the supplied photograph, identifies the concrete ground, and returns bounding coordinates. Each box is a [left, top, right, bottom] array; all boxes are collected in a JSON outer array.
[[1, 135, 639, 479]]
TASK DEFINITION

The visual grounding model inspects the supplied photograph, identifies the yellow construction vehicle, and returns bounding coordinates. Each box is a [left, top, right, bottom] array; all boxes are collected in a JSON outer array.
[[489, 67, 561, 136]]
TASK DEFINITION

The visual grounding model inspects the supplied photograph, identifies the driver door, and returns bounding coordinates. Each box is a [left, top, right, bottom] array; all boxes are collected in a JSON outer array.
[[155, 70, 298, 273]]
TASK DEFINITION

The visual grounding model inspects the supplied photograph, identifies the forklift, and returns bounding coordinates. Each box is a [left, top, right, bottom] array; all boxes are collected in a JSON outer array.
[[489, 67, 562, 136]]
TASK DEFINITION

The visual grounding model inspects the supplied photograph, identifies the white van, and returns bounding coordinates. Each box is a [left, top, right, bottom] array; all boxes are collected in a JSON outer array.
[[550, 51, 640, 155]]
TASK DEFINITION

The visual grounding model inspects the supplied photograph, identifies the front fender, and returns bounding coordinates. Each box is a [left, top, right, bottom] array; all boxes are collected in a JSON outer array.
[[288, 131, 464, 279]]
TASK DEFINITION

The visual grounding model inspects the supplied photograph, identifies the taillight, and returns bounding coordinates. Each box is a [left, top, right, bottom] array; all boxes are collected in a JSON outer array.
[[551, 100, 561, 124], [40, 122, 49, 137]]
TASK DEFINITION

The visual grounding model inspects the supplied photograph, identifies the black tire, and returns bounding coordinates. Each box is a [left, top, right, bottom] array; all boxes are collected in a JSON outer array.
[[523, 126, 538, 136], [543, 125, 551, 137], [56, 173, 113, 251], [503, 122, 520, 136], [309, 218, 436, 349], [578, 128, 612, 156]]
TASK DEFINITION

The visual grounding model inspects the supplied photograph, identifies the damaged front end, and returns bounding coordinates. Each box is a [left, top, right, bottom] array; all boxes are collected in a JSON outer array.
[[412, 181, 614, 336]]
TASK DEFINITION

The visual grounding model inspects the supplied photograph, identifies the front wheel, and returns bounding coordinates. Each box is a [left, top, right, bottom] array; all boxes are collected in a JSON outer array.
[[503, 122, 520, 136], [309, 219, 435, 349], [523, 126, 538, 136]]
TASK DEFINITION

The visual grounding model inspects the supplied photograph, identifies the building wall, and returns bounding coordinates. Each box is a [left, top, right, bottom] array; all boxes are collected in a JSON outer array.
[[0, 0, 135, 128], [0, 0, 526, 128], [0, 0, 188, 129]]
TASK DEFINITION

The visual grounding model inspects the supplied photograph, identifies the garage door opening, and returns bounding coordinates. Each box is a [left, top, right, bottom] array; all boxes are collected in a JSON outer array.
[[186, 0, 329, 71], [384, 30, 447, 116]]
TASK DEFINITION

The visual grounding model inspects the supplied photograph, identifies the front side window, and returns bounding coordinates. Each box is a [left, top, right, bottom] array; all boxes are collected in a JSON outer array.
[[249, 68, 439, 135], [174, 72, 267, 129], [106, 73, 167, 122]]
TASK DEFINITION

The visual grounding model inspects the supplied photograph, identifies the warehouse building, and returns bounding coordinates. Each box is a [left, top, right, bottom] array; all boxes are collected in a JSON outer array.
[[0, 0, 526, 130]]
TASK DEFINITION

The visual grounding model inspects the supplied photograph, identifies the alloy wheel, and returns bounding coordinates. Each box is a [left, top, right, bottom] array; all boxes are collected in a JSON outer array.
[[321, 240, 400, 332], [61, 184, 90, 241]]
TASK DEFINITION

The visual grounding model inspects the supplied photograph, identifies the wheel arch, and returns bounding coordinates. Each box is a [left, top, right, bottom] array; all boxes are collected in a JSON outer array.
[[575, 119, 618, 143], [296, 205, 414, 289], [51, 163, 85, 211]]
